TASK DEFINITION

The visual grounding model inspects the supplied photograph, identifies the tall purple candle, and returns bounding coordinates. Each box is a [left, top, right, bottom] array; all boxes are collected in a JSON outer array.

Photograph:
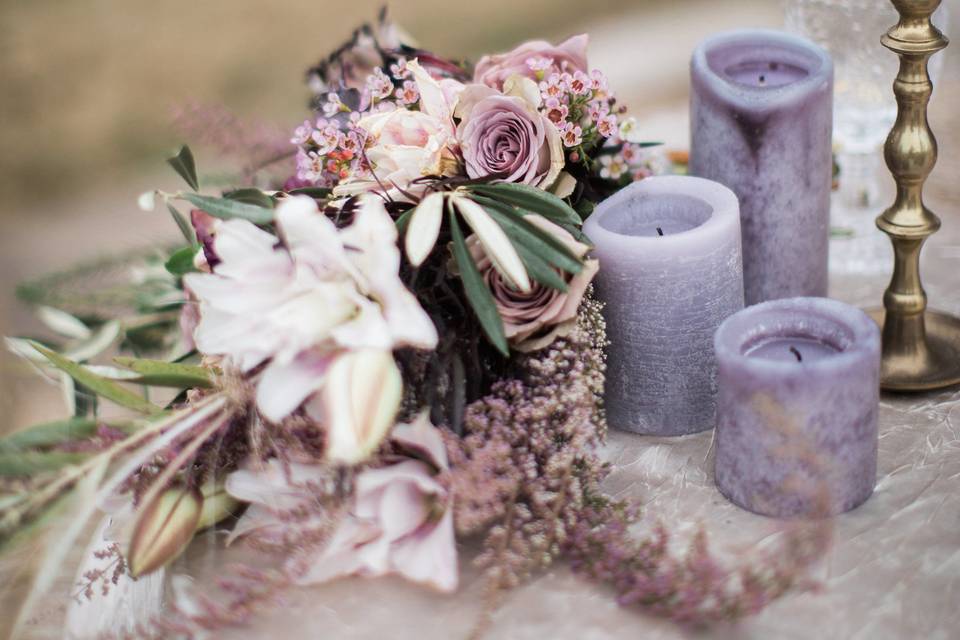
[[584, 176, 743, 436], [690, 30, 833, 306], [714, 297, 880, 517]]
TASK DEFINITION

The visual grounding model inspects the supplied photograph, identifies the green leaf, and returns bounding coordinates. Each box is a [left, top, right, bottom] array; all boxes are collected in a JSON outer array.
[[395, 207, 415, 234], [0, 451, 90, 476], [473, 196, 583, 274], [180, 193, 274, 225], [466, 183, 582, 226], [167, 145, 200, 191], [36, 307, 91, 340], [167, 203, 197, 245], [0, 417, 99, 452], [63, 320, 121, 362], [224, 188, 276, 209], [31, 343, 164, 415], [165, 247, 198, 277], [448, 211, 509, 356], [113, 356, 214, 389], [287, 187, 332, 199]]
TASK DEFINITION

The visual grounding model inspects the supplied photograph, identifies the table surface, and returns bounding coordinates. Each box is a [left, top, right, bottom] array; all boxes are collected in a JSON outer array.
[[7, 32, 960, 640]]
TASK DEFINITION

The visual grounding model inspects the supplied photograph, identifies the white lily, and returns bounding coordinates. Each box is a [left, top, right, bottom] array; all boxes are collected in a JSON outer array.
[[405, 191, 445, 267], [317, 349, 403, 465], [452, 194, 531, 293]]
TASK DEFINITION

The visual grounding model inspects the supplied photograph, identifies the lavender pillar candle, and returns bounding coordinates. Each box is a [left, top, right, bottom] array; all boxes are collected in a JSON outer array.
[[584, 176, 743, 436], [690, 30, 833, 306], [714, 297, 880, 517]]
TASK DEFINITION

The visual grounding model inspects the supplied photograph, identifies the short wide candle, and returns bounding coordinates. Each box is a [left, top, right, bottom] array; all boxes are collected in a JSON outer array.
[[713, 297, 881, 517], [584, 176, 744, 436], [690, 29, 833, 306]]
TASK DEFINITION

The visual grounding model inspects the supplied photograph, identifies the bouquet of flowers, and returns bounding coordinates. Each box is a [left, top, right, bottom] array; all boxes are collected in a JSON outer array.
[[1, 11, 826, 638]]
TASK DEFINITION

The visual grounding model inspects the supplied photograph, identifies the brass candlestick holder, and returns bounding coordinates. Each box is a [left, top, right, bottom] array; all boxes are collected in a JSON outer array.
[[869, 0, 960, 391]]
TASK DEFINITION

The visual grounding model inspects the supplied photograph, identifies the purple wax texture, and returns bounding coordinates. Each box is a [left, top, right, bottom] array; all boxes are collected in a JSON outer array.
[[585, 176, 744, 436], [713, 297, 880, 518], [690, 29, 833, 306]]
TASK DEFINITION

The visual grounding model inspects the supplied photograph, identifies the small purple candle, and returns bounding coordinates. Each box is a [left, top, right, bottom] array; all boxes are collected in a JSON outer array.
[[690, 30, 833, 306], [584, 176, 743, 436], [714, 297, 880, 517]]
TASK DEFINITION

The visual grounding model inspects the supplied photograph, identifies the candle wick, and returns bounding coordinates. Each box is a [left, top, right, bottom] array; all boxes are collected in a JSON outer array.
[[656, 227, 664, 236], [789, 346, 802, 362], [759, 74, 766, 84]]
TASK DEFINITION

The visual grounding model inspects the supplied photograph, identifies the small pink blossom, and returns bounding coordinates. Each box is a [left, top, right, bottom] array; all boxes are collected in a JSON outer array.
[[596, 113, 618, 138], [543, 97, 569, 126], [311, 124, 342, 155], [587, 99, 609, 122], [539, 72, 568, 100], [561, 122, 583, 147], [291, 119, 314, 145], [366, 68, 394, 102], [322, 93, 346, 118], [296, 148, 327, 184], [569, 70, 592, 96], [389, 57, 410, 80], [394, 80, 420, 105], [621, 143, 640, 163], [589, 69, 609, 93]]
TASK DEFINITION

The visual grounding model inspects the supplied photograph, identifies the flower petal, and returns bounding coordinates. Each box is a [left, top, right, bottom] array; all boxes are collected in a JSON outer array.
[[405, 192, 445, 267], [454, 196, 531, 293], [256, 351, 334, 423], [390, 506, 458, 593]]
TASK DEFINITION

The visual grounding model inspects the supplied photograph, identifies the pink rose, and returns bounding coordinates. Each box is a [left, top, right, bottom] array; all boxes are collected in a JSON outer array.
[[473, 34, 589, 90], [468, 215, 599, 352], [455, 81, 563, 189]]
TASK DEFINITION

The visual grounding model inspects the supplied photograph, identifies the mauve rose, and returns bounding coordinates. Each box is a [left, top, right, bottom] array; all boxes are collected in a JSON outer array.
[[473, 34, 589, 90], [455, 82, 563, 189], [468, 215, 599, 352]]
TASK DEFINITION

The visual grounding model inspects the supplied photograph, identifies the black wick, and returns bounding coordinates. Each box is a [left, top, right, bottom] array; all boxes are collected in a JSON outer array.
[[656, 227, 664, 236], [759, 74, 766, 84], [789, 346, 803, 362]]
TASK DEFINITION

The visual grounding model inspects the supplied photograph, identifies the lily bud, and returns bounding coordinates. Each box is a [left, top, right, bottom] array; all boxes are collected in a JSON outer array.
[[196, 479, 242, 532], [405, 192, 445, 267], [322, 349, 402, 465], [128, 485, 202, 578]]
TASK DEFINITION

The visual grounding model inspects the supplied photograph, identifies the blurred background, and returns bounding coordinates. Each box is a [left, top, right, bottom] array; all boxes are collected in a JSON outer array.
[[0, 0, 958, 433]]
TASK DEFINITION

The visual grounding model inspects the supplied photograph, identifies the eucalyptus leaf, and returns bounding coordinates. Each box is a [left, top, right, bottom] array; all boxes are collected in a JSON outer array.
[[224, 188, 276, 209], [31, 343, 164, 415], [5, 336, 51, 364], [0, 451, 90, 477], [64, 320, 121, 362], [113, 356, 214, 389], [167, 203, 197, 245], [166, 145, 200, 191], [466, 183, 582, 226], [0, 417, 99, 452], [36, 307, 91, 340], [448, 212, 509, 356], [287, 186, 333, 198], [474, 197, 583, 274], [165, 246, 199, 277], [395, 207, 415, 234], [180, 193, 274, 225]]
